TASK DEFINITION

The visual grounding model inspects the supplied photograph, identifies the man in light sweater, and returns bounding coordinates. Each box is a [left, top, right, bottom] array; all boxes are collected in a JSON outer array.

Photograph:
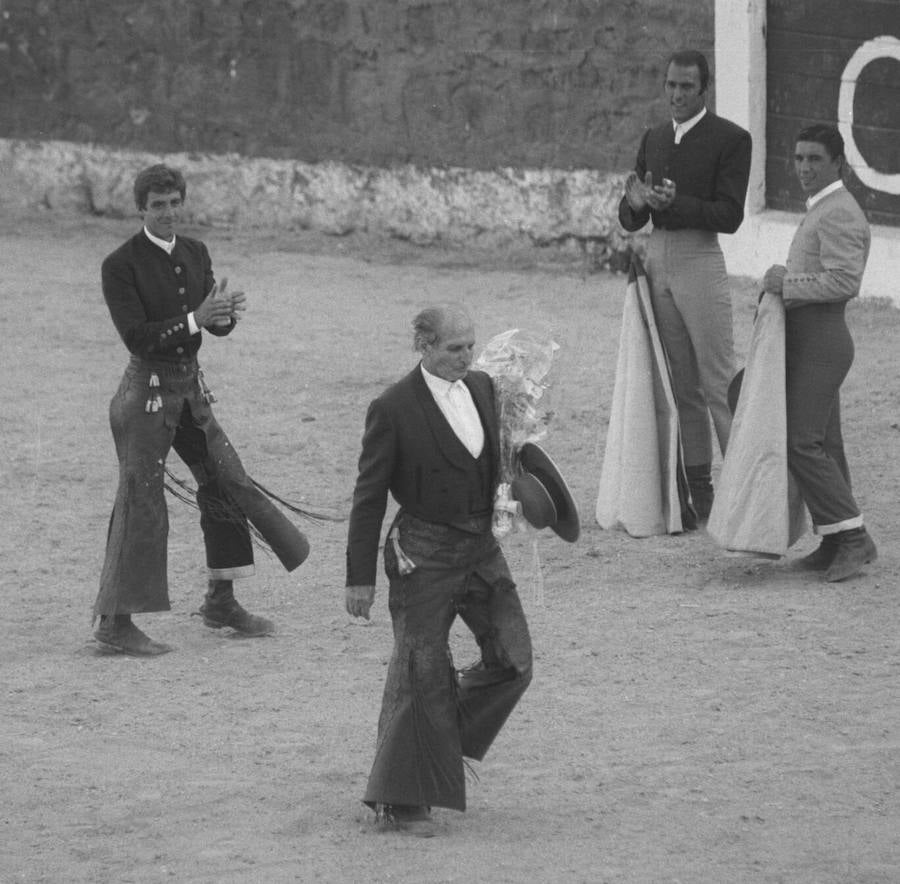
[[762, 124, 878, 581]]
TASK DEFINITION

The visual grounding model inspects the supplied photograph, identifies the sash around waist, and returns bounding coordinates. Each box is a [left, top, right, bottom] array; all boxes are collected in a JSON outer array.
[[399, 508, 493, 536], [127, 353, 199, 378]]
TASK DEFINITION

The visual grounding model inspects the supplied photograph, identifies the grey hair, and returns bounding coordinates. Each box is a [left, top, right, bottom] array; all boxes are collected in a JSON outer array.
[[412, 304, 473, 352]]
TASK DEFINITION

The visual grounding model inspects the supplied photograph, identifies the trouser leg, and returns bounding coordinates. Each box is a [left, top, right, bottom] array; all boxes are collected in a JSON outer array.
[[172, 404, 256, 578], [647, 231, 734, 464], [363, 521, 531, 811], [95, 370, 174, 617], [650, 282, 713, 465], [172, 404, 309, 576], [455, 557, 533, 761], [364, 564, 466, 811], [823, 397, 852, 489], [786, 353, 860, 531], [684, 461, 714, 522]]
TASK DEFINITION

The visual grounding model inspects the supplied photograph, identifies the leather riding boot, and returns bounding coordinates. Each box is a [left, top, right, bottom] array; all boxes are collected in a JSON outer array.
[[685, 463, 714, 523], [198, 579, 275, 636], [796, 535, 839, 571], [94, 614, 173, 656], [376, 804, 436, 838], [823, 527, 878, 583]]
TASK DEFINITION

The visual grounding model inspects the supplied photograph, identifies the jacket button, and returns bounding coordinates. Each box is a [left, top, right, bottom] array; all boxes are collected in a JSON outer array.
[[176, 347, 184, 354], [174, 266, 182, 275], [179, 287, 185, 294]]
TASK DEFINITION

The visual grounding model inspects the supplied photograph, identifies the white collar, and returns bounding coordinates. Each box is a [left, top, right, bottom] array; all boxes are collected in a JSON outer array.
[[672, 106, 707, 139], [806, 180, 845, 211], [420, 364, 465, 397], [143, 226, 177, 254]]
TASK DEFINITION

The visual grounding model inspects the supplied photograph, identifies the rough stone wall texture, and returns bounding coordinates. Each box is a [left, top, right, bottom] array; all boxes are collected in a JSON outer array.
[[0, 138, 631, 259], [0, 1, 713, 258], [0, 0, 712, 169]]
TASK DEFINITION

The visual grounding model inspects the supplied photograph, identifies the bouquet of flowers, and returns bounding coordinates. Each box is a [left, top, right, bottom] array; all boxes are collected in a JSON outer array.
[[474, 328, 559, 538]]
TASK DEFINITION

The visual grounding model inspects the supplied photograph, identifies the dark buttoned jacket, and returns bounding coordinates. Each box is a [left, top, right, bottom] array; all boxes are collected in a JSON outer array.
[[346, 366, 500, 587], [618, 111, 752, 235], [102, 229, 234, 360]]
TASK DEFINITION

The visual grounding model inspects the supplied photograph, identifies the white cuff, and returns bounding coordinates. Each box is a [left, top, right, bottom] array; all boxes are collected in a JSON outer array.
[[817, 515, 864, 535]]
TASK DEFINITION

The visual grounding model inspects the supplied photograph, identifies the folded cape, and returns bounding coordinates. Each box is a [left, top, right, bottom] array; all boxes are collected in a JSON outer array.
[[707, 292, 808, 556], [596, 257, 689, 536]]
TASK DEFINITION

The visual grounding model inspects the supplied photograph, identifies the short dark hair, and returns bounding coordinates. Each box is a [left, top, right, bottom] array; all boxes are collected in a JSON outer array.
[[412, 304, 472, 352], [666, 49, 710, 92], [796, 124, 845, 162], [133, 164, 187, 211]]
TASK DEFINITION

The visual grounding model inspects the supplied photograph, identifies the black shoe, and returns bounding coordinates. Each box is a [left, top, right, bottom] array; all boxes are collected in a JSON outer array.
[[198, 596, 274, 636], [94, 615, 173, 656], [824, 528, 878, 583], [796, 537, 839, 571], [198, 579, 275, 636], [377, 805, 435, 837]]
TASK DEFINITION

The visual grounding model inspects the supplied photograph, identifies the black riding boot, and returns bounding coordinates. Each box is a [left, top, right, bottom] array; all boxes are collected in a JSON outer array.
[[198, 579, 275, 636], [685, 463, 714, 524], [823, 527, 878, 583]]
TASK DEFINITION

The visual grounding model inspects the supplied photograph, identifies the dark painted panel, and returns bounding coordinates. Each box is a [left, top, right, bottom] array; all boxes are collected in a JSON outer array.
[[769, 0, 900, 41], [766, 0, 900, 225]]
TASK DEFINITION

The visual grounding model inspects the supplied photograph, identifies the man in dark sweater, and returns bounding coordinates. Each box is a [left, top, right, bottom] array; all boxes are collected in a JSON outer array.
[[93, 164, 309, 656], [618, 49, 752, 524]]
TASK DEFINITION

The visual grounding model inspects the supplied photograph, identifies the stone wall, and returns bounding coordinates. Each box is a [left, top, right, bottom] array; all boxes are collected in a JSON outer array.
[[0, 0, 712, 169], [0, 138, 632, 264], [0, 1, 713, 259]]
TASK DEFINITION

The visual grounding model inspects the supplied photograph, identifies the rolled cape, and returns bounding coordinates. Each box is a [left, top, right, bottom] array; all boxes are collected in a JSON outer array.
[[596, 256, 690, 536], [707, 292, 807, 556]]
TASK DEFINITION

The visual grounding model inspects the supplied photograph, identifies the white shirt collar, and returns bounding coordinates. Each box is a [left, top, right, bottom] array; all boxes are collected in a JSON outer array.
[[144, 226, 177, 254], [673, 106, 707, 142], [420, 364, 464, 397], [805, 180, 845, 211], [419, 364, 483, 457]]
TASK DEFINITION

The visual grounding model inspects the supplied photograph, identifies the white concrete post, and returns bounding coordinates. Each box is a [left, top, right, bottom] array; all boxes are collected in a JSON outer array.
[[714, 0, 767, 214]]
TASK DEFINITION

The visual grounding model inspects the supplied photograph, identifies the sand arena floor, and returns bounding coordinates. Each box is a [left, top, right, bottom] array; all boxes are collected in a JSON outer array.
[[2, 211, 898, 883]]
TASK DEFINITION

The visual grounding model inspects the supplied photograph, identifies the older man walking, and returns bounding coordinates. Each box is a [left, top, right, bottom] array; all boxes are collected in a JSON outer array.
[[345, 304, 533, 835]]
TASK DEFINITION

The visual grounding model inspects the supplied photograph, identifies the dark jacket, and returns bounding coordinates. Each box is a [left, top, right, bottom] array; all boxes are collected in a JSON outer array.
[[102, 229, 233, 360], [346, 366, 500, 586], [618, 111, 752, 235]]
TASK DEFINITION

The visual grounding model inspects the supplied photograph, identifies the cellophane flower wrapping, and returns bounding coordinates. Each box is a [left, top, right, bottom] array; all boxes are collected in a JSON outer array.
[[474, 328, 559, 538]]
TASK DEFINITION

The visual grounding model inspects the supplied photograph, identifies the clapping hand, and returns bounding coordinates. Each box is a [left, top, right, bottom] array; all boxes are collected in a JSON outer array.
[[195, 277, 247, 328], [646, 176, 676, 210], [624, 171, 676, 211]]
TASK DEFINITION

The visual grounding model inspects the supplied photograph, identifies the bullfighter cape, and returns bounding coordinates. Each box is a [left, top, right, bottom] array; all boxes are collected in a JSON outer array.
[[707, 292, 808, 555], [596, 257, 688, 536]]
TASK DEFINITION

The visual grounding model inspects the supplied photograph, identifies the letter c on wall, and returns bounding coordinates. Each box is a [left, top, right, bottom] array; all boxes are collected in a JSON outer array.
[[838, 35, 900, 195]]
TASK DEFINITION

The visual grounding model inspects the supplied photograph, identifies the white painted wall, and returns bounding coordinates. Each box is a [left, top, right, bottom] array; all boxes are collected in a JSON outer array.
[[714, 0, 900, 303]]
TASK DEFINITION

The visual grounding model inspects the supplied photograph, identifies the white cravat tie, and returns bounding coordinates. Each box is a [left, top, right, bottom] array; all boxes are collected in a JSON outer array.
[[445, 381, 485, 458]]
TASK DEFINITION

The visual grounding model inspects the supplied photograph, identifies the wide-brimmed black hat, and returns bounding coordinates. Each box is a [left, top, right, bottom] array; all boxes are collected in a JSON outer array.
[[510, 442, 580, 542]]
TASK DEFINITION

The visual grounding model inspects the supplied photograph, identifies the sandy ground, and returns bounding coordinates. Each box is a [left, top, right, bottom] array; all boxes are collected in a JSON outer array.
[[1, 210, 899, 884]]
